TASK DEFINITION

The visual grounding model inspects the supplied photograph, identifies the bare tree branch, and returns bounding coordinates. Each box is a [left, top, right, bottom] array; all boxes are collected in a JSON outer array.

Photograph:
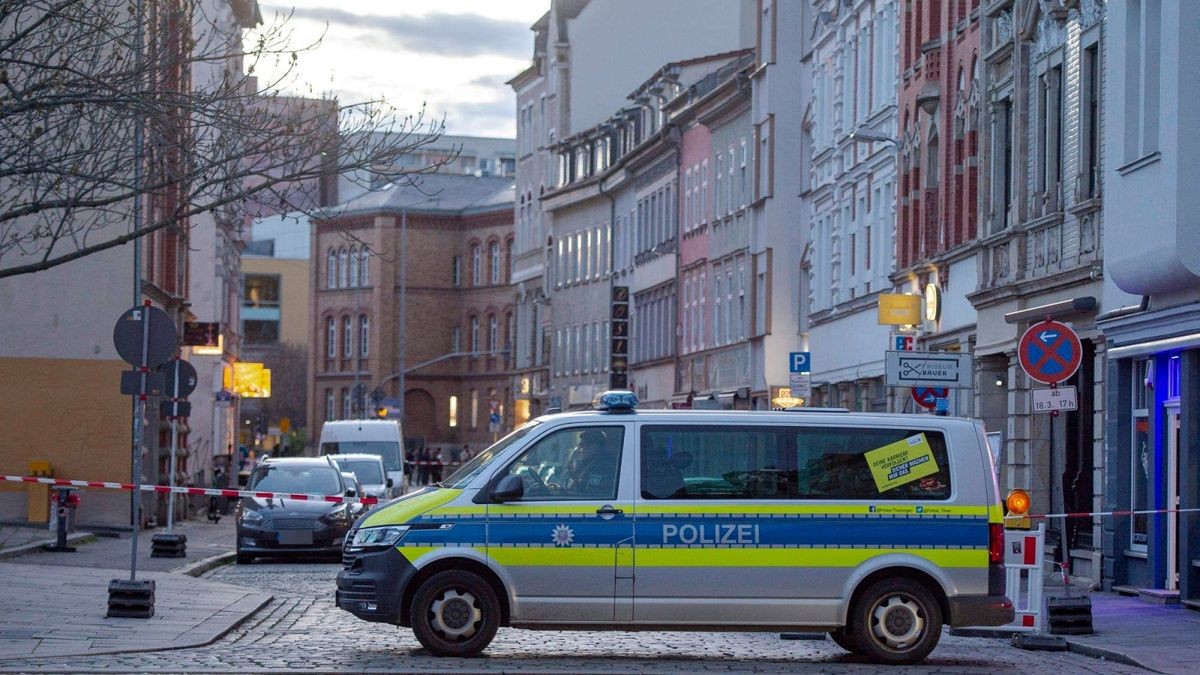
[[0, 0, 452, 278]]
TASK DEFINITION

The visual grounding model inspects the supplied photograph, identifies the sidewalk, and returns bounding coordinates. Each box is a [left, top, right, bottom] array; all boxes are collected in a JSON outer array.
[[1061, 592, 1200, 674], [0, 515, 270, 660], [10, 515, 234, 573]]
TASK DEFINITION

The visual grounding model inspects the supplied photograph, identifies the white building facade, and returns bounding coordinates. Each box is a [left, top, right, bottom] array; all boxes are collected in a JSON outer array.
[[805, 0, 900, 413]]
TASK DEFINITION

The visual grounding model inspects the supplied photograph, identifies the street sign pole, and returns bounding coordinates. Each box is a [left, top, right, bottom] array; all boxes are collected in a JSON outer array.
[[131, 300, 151, 582], [166, 358, 180, 532]]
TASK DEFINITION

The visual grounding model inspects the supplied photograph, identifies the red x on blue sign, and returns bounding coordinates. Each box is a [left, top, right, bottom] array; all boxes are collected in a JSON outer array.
[[1018, 320, 1082, 384]]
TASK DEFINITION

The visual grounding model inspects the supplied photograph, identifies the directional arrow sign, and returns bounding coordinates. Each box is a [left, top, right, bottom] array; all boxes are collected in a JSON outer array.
[[1018, 320, 1082, 384]]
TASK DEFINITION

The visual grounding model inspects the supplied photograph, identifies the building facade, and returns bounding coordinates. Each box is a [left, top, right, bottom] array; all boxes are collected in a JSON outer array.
[[806, 0, 900, 413], [1099, 0, 1200, 603], [309, 174, 516, 456], [889, 0, 981, 421], [971, 0, 1109, 581], [0, 0, 259, 527], [511, 0, 752, 411]]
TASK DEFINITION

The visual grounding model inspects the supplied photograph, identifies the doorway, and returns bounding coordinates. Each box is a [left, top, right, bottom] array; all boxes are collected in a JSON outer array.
[[1166, 404, 1181, 590]]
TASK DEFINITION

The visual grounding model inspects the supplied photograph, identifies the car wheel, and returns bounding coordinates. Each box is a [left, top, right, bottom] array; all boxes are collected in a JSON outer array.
[[236, 548, 253, 565], [849, 577, 942, 665], [828, 627, 861, 654], [410, 570, 500, 657]]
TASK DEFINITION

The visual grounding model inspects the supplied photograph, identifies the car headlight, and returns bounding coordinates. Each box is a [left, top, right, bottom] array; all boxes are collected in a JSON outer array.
[[322, 502, 353, 524], [241, 509, 264, 524], [349, 525, 409, 549]]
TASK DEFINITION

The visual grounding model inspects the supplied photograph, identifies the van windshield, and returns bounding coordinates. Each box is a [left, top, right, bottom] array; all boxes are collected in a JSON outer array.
[[445, 421, 541, 488], [320, 442, 401, 473]]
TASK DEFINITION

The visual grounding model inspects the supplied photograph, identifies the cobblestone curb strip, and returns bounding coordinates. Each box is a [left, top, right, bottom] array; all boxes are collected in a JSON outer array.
[[1065, 640, 1156, 673], [172, 551, 236, 578], [0, 532, 94, 561]]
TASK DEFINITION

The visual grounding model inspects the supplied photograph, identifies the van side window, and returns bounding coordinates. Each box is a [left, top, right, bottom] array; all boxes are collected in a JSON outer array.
[[502, 426, 624, 500], [794, 427, 951, 501], [640, 426, 789, 499]]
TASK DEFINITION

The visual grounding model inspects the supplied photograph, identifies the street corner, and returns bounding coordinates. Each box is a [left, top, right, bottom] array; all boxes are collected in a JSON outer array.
[[0, 562, 271, 661]]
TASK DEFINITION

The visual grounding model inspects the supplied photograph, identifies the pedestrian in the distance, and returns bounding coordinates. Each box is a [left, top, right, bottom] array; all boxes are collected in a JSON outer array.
[[461, 444, 473, 463], [417, 446, 430, 486], [430, 447, 443, 484]]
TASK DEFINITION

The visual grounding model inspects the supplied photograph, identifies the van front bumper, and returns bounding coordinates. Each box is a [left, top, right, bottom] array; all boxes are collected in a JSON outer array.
[[336, 541, 416, 624], [947, 594, 1015, 627]]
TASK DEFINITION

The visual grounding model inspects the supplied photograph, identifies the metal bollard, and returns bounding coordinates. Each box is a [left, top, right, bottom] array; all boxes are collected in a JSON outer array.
[[42, 486, 78, 552]]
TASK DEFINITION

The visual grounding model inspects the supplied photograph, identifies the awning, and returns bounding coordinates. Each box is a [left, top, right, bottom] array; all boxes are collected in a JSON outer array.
[[1107, 332, 1200, 360]]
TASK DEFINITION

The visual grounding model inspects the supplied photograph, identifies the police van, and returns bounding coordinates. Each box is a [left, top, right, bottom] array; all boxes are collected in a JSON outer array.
[[336, 391, 1013, 664]]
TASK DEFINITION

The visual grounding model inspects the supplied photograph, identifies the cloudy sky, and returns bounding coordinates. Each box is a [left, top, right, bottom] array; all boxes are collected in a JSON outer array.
[[254, 1, 547, 138]]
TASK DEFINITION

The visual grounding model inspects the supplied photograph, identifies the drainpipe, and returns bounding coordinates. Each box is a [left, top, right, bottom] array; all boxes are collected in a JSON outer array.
[[597, 160, 617, 393]]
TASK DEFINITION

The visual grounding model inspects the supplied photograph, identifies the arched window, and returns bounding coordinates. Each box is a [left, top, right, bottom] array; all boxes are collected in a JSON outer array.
[[488, 314, 498, 353], [469, 315, 480, 352], [348, 246, 360, 287], [339, 247, 349, 287], [489, 240, 500, 284], [359, 248, 369, 286], [325, 389, 334, 421], [471, 245, 482, 286], [359, 314, 370, 357], [326, 317, 336, 358], [342, 388, 351, 419], [327, 249, 337, 289], [343, 316, 353, 357]]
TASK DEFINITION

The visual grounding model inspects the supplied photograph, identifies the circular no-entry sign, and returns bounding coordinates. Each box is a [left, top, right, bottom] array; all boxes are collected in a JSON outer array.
[[1018, 320, 1082, 384], [912, 386, 948, 409]]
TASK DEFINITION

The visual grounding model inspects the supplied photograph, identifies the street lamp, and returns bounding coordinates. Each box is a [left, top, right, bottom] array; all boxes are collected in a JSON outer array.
[[848, 126, 900, 146]]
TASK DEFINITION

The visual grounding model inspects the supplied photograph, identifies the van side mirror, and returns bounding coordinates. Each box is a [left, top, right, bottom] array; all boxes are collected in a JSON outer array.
[[386, 478, 394, 488], [345, 487, 357, 498], [490, 475, 524, 502]]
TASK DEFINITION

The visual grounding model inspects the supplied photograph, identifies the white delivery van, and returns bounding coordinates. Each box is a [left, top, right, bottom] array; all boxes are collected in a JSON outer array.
[[319, 420, 405, 493]]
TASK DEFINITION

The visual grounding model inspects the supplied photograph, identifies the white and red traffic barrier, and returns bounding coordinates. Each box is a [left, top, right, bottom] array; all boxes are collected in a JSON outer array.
[[2, 474, 379, 505]]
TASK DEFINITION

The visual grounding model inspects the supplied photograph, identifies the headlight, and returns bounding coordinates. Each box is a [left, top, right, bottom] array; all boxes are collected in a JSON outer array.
[[349, 525, 409, 549], [322, 502, 353, 524], [241, 509, 264, 524]]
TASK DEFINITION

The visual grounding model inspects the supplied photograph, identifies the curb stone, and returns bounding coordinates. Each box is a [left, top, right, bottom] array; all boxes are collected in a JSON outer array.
[[0, 532, 95, 560], [1065, 638, 1161, 674], [172, 550, 236, 577]]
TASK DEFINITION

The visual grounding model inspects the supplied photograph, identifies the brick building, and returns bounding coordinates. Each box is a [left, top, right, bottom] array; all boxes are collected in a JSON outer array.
[[309, 173, 516, 455], [893, 0, 982, 419]]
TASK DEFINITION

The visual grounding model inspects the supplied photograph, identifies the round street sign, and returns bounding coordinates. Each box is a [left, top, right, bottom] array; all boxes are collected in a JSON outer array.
[[1018, 319, 1082, 384], [112, 305, 177, 369], [160, 358, 198, 398], [912, 386, 948, 410]]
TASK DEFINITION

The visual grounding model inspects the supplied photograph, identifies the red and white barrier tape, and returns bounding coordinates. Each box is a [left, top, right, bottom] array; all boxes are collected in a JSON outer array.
[[1031, 506, 1200, 520], [3, 474, 379, 505]]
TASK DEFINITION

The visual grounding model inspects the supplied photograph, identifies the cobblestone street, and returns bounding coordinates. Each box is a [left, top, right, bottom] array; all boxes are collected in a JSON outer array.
[[0, 561, 1147, 673]]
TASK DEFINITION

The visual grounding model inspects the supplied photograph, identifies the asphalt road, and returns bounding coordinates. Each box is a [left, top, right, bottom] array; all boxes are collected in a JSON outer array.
[[0, 558, 1148, 673]]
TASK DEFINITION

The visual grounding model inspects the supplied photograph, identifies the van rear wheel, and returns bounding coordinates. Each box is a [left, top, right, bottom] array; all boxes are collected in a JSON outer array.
[[849, 577, 942, 665], [410, 570, 499, 657]]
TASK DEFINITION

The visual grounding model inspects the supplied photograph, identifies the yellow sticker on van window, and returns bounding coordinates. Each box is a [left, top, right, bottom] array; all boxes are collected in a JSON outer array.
[[865, 434, 938, 493]]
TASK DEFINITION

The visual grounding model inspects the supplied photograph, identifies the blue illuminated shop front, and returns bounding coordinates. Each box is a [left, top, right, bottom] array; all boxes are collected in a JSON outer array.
[[1099, 304, 1200, 607]]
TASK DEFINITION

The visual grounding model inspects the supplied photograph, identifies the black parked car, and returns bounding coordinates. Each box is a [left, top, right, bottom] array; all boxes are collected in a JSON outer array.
[[235, 456, 360, 564]]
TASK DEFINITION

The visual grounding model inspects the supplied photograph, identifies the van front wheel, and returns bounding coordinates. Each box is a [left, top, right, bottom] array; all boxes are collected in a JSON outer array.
[[849, 577, 942, 665], [410, 570, 500, 657]]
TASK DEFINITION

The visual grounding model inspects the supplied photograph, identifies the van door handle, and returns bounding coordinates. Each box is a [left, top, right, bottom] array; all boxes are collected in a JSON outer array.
[[596, 505, 624, 517]]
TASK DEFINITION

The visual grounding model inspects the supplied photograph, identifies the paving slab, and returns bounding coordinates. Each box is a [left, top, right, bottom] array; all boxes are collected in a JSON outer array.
[[0, 562, 271, 660], [1063, 592, 1200, 674]]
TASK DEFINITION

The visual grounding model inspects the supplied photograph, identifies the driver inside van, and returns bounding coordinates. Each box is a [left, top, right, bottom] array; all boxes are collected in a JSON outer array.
[[564, 430, 619, 498]]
